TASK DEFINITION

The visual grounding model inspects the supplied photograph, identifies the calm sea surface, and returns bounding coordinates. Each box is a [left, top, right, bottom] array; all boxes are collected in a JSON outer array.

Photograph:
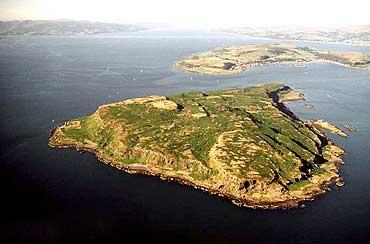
[[1, 30, 369, 243]]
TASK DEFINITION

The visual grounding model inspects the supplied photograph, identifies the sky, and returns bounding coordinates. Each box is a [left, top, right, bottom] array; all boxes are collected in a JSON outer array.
[[0, 0, 369, 28]]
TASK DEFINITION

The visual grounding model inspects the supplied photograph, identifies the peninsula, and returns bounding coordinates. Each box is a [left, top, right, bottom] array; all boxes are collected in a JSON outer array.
[[49, 84, 345, 209], [175, 44, 370, 74]]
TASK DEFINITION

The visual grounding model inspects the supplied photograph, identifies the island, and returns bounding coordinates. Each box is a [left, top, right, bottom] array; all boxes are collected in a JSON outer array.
[[223, 25, 370, 46], [175, 44, 370, 75], [0, 20, 148, 36], [49, 84, 345, 209]]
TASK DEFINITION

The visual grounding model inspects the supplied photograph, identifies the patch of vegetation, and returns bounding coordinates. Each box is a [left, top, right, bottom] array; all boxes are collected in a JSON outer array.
[[288, 180, 311, 191], [120, 157, 143, 165], [63, 127, 88, 141], [312, 167, 328, 176]]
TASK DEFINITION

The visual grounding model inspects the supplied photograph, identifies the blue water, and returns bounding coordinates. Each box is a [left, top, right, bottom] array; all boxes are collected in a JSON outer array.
[[0, 30, 369, 243]]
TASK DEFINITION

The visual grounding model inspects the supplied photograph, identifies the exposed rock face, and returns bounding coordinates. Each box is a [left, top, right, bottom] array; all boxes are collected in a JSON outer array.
[[309, 119, 348, 138], [278, 90, 305, 102], [122, 95, 167, 105], [49, 84, 345, 209]]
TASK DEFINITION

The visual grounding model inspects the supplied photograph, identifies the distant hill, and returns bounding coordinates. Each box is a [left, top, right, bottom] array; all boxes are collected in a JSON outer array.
[[223, 25, 370, 46], [0, 20, 148, 35]]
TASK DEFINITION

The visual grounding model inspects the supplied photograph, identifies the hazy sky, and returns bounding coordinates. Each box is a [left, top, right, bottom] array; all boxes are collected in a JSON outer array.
[[1, 0, 369, 28]]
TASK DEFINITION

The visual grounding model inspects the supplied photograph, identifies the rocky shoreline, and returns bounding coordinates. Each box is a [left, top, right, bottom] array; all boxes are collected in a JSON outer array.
[[49, 128, 343, 209], [308, 119, 348, 138]]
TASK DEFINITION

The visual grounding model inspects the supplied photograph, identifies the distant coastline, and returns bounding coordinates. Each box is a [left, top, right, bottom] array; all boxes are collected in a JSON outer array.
[[0, 20, 149, 36], [229, 33, 370, 47], [222, 26, 370, 47]]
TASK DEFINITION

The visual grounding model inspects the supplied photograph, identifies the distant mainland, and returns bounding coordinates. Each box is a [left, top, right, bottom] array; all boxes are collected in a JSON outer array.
[[0, 20, 149, 35], [222, 25, 370, 46]]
